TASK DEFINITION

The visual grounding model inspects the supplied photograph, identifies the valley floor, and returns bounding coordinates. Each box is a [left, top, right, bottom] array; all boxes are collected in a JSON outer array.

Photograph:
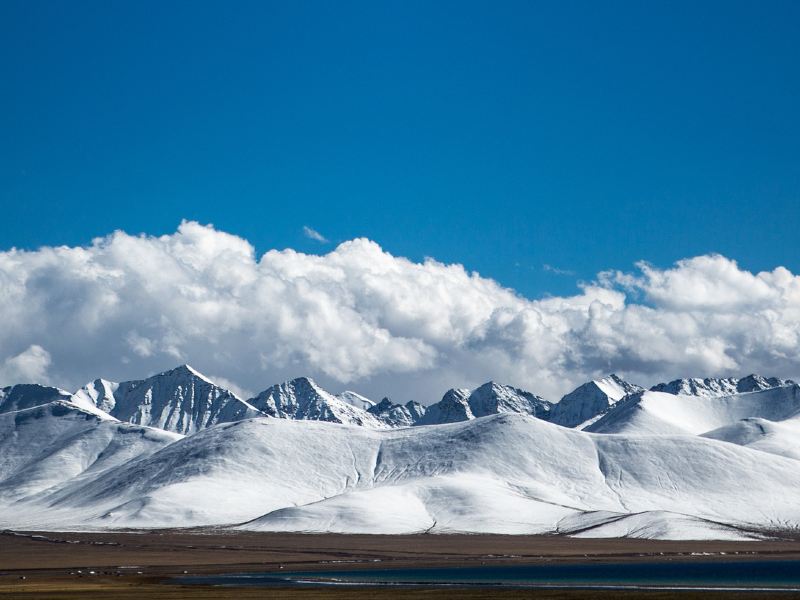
[[3, 531, 800, 598]]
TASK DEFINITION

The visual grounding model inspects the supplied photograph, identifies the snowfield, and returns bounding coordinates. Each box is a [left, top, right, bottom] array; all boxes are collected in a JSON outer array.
[[1, 365, 799, 540]]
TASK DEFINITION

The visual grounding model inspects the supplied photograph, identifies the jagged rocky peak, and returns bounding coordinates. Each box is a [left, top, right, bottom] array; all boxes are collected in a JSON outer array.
[[415, 381, 552, 426], [367, 397, 427, 427], [404, 400, 426, 421], [248, 376, 326, 417], [248, 377, 387, 428], [87, 364, 258, 435], [550, 374, 643, 428], [651, 374, 794, 397], [442, 387, 471, 403], [467, 381, 552, 419], [736, 374, 795, 393], [651, 377, 738, 397], [0, 383, 73, 415], [112, 363, 217, 396], [417, 388, 472, 425], [593, 373, 642, 397], [10, 363, 798, 436], [73, 378, 119, 413], [370, 397, 396, 412]]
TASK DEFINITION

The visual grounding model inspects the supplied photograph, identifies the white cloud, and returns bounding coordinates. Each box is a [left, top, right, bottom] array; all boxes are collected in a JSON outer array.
[[0, 345, 52, 385], [302, 225, 329, 243], [0, 221, 798, 402]]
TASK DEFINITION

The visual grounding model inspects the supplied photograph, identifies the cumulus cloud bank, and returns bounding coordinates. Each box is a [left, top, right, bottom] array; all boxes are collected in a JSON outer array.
[[0, 221, 798, 401]]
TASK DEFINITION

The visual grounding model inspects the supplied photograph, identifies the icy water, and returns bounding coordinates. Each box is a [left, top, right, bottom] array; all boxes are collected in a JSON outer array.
[[176, 560, 800, 591]]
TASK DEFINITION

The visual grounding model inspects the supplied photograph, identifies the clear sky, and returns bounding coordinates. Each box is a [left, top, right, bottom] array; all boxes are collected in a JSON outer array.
[[2, 0, 799, 300]]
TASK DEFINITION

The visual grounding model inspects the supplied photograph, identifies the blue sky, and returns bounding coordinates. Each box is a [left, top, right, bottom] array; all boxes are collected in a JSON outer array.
[[2, 0, 799, 299]]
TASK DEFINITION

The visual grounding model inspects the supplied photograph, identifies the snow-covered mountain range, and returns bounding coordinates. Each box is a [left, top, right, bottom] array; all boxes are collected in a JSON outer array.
[[650, 374, 794, 397], [1, 364, 799, 540]]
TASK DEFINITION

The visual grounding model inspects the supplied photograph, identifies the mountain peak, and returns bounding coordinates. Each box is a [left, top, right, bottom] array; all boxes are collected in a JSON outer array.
[[599, 373, 625, 385], [161, 363, 214, 383], [417, 388, 473, 425], [373, 397, 395, 411], [468, 381, 551, 419], [72, 378, 120, 414], [474, 380, 511, 393], [285, 376, 324, 392], [549, 375, 642, 428], [249, 377, 386, 428], [366, 397, 425, 427], [86, 366, 257, 435], [0, 383, 73, 415], [736, 374, 794, 393]]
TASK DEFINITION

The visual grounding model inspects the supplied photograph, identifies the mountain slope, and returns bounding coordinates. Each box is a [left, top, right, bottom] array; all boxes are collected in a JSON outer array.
[[560, 511, 760, 541], [0, 401, 179, 507], [550, 374, 642, 428], [702, 417, 800, 461], [336, 391, 375, 411], [4, 412, 800, 539], [586, 384, 800, 436]]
